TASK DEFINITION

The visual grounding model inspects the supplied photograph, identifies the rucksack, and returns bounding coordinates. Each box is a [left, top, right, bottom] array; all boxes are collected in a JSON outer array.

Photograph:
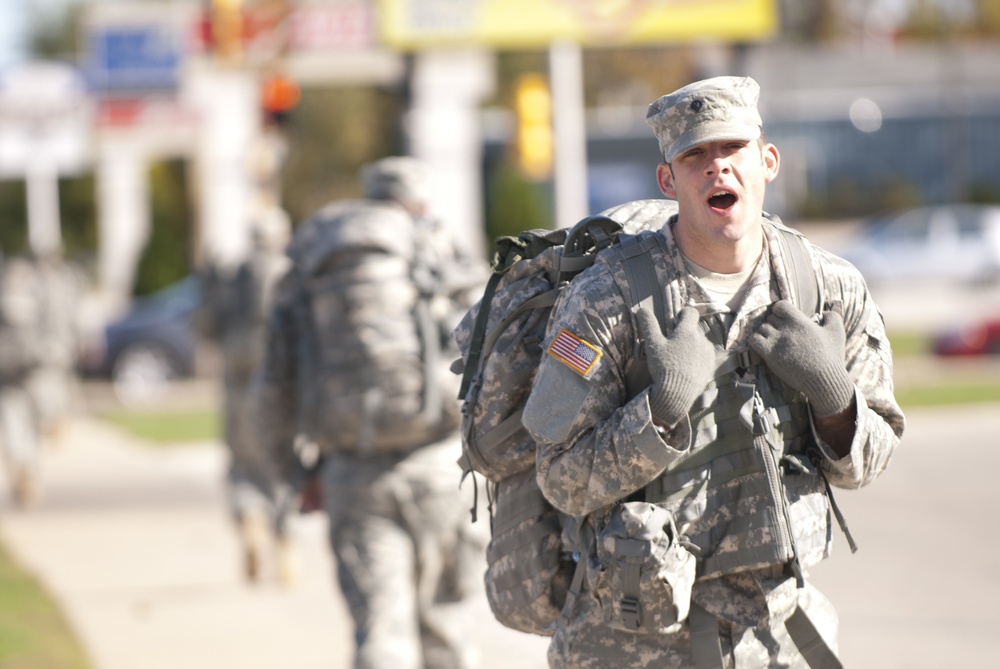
[[290, 200, 461, 455], [451, 200, 677, 635], [451, 199, 821, 637]]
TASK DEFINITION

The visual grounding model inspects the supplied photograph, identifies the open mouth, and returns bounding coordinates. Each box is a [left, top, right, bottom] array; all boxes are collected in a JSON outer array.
[[708, 190, 738, 210]]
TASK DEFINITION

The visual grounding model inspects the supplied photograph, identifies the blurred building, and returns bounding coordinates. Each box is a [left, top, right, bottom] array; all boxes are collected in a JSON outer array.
[[496, 41, 1000, 221]]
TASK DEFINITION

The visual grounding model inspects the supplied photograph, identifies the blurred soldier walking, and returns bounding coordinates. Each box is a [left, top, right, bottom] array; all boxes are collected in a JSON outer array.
[[256, 157, 487, 669], [198, 209, 299, 584], [0, 250, 49, 506], [26, 249, 83, 446]]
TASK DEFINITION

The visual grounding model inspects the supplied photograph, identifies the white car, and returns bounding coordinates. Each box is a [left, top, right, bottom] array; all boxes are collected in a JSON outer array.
[[836, 205, 1000, 285]]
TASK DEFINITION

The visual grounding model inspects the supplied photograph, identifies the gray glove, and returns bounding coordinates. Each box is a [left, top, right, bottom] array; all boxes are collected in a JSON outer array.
[[747, 300, 854, 418], [637, 307, 716, 428]]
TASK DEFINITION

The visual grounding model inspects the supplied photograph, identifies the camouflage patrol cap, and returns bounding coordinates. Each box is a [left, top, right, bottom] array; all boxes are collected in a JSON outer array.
[[646, 76, 762, 163], [360, 156, 433, 206]]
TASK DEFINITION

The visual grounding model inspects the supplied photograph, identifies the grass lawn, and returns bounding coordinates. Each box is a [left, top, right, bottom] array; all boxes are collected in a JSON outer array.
[[0, 541, 92, 669], [97, 407, 221, 443]]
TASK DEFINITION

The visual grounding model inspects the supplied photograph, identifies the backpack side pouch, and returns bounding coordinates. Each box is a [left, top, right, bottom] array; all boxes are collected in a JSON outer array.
[[591, 501, 696, 635], [484, 468, 576, 636]]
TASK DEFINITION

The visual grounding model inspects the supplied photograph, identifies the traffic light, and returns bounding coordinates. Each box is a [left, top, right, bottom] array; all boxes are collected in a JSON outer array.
[[514, 74, 553, 181], [260, 72, 300, 125]]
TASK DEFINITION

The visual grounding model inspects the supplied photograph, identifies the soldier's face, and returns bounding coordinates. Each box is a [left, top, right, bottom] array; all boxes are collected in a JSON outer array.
[[656, 139, 779, 250]]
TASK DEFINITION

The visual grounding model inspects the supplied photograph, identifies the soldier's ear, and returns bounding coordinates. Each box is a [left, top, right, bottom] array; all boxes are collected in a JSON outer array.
[[762, 144, 779, 184], [656, 163, 676, 198]]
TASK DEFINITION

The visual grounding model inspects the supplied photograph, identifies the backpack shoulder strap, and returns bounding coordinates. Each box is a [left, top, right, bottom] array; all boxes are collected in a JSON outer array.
[[769, 219, 821, 316], [600, 232, 669, 397], [457, 229, 568, 400]]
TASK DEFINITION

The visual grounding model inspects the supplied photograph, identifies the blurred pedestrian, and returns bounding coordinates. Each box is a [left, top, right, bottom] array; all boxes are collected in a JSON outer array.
[[0, 251, 47, 506], [198, 207, 299, 584], [25, 248, 84, 446], [256, 157, 488, 669], [522, 76, 905, 668]]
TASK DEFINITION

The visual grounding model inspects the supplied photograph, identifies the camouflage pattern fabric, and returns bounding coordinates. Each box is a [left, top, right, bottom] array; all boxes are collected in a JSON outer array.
[[24, 256, 82, 439], [200, 243, 293, 535], [646, 76, 763, 163], [0, 258, 46, 503], [548, 565, 838, 669], [321, 436, 482, 669], [255, 195, 488, 668], [522, 213, 904, 667], [0, 385, 41, 504]]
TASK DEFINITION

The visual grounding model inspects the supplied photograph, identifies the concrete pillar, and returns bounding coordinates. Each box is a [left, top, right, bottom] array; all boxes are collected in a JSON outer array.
[[25, 159, 62, 257], [549, 41, 589, 229], [407, 49, 495, 256], [95, 139, 150, 314], [184, 67, 259, 271]]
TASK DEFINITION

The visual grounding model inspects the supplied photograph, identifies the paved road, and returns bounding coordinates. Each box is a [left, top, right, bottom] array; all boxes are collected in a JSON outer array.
[[1, 400, 997, 668]]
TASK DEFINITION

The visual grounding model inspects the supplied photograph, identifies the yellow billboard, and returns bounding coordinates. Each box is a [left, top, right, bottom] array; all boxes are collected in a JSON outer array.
[[376, 0, 777, 49]]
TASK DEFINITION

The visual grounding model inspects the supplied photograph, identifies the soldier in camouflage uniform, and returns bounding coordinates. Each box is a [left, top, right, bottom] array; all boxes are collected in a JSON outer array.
[[522, 76, 905, 668], [198, 208, 298, 584], [256, 157, 487, 669], [25, 250, 83, 446], [0, 252, 47, 506]]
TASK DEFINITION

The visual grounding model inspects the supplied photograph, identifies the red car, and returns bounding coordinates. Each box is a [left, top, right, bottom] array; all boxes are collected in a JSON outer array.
[[932, 316, 1000, 356]]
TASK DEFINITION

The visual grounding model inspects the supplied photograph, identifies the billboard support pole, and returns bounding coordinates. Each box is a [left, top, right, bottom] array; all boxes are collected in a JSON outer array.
[[549, 40, 588, 229]]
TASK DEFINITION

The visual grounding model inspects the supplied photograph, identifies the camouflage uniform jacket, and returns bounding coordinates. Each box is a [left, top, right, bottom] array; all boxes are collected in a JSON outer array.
[[522, 215, 904, 628]]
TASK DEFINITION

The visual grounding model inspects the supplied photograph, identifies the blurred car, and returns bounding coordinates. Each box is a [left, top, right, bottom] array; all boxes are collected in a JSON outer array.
[[78, 275, 203, 404], [836, 205, 1000, 285], [932, 315, 1000, 357]]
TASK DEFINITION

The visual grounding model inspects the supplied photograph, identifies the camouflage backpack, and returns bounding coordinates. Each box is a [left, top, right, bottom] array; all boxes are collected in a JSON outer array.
[[290, 200, 461, 456], [451, 199, 823, 638], [451, 200, 677, 635]]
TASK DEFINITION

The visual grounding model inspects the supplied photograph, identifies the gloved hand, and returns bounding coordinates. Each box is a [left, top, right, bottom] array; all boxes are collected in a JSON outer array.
[[637, 307, 716, 428], [747, 300, 854, 417]]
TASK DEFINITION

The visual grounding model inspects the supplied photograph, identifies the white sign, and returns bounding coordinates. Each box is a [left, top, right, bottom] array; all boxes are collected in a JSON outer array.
[[0, 61, 93, 178]]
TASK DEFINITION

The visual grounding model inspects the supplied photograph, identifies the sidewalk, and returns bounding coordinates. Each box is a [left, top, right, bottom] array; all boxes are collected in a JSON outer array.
[[0, 412, 548, 669]]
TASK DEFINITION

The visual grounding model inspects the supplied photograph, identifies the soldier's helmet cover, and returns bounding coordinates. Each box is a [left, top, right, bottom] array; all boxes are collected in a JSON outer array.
[[646, 75, 763, 163], [360, 157, 433, 207]]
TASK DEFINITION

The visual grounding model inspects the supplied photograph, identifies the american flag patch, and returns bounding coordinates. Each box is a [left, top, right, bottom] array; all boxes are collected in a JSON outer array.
[[548, 329, 602, 377]]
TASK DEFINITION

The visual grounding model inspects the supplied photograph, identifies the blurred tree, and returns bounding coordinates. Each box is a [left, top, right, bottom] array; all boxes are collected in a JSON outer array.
[[483, 159, 550, 252], [966, 180, 1000, 204], [278, 85, 406, 224], [0, 182, 28, 253], [133, 159, 193, 296], [28, 2, 80, 59], [778, 0, 844, 43], [58, 173, 98, 261], [903, 0, 953, 40], [972, 0, 1000, 36]]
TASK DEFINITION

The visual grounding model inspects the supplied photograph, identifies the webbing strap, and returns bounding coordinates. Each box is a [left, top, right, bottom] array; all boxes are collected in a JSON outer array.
[[689, 603, 725, 669], [415, 297, 442, 424], [475, 408, 527, 462], [482, 288, 560, 357], [773, 224, 821, 315], [612, 234, 667, 397], [785, 606, 844, 669], [557, 555, 588, 636], [688, 604, 843, 669], [459, 271, 503, 400]]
